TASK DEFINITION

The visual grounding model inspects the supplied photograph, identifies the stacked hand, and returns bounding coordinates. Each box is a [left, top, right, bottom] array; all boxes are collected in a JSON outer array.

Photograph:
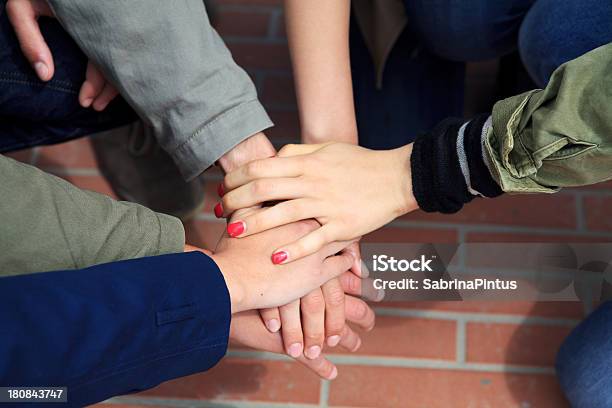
[[220, 142, 417, 262], [212, 142, 419, 377], [186, 215, 377, 379], [214, 140, 381, 379]]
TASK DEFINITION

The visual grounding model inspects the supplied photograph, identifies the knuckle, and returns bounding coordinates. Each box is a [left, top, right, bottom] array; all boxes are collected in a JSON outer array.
[[305, 332, 324, 342], [221, 194, 234, 211], [283, 328, 303, 341], [351, 300, 369, 320], [251, 179, 271, 197], [301, 293, 325, 313], [245, 160, 261, 178], [290, 199, 307, 216], [325, 286, 345, 308]]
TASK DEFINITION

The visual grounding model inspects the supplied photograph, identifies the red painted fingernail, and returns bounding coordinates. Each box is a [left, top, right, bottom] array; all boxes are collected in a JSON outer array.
[[217, 183, 225, 197], [271, 251, 288, 265], [214, 202, 223, 218], [227, 221, 245, 237]]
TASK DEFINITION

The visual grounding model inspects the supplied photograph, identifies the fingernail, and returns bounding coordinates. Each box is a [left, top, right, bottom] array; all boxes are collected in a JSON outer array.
[[328, 366, 338, 380], [214, 202, 223, 218], [327, 335, 341, 347], [355, 258, 362, 275], [265, 318, 280, 333], [227, 221, 245, 237], [287, 342, 303, 358], [34, 62, 48, 80], [375, 288, 385, 302], [360, 259, 370, 278], [305, 345, 321, 360], [217, 183, 225, 197], [271, 251, 288, 265], [81, 97, 93, 108]]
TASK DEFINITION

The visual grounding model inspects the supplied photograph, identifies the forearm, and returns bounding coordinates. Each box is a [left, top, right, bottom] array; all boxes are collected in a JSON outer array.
[[0, 155, 185, 276], [284, 0, 357, 144], [48, 0, 272, 180]]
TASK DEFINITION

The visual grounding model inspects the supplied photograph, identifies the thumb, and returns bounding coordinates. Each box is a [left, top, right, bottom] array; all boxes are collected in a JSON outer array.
[[6, 0, 55, 81]]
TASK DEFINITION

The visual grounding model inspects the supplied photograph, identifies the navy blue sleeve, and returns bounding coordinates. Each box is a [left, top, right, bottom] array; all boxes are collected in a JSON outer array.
[[0, 252, 231, 407]]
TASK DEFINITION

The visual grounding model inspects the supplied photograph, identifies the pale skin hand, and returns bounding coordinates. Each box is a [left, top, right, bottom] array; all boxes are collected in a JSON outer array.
[[210, 218, 356, 313], [6, 0, 119, 111], [219, 139, 372, 360], [184, 246, 372, 380], [221, 142, 419, 264]]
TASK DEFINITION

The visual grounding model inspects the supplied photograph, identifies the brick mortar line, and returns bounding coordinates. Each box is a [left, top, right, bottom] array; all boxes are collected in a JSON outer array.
[[559, 189, 612, 198], [248, 67, 294, 77], [374, 307, 580, 326], [457, 229, 467, 268], [263, 102, 298, 111], [267, 8, 283, 40], [575, 194, 586, 231], [225, 349, 556, 374], [108, 395, 317, 408], [319, 379, 330, 408], [456, 318, 466, 364], [225, 36, 287, 45], [30, 147, 40, 166], [42, 166, 100, 176], [388, 218, 612, 238]]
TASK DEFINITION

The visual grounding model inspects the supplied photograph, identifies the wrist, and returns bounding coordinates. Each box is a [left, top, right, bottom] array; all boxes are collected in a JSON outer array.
[[301, 124, 358, 145], [210, 253, 245, 314], [218, 132, 276, 173], [389, 144, 418, 216]]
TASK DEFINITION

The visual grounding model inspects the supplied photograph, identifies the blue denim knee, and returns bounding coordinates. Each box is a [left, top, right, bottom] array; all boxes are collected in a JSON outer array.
[[519, 0, 612, 86], [556, 302, 612, 408]]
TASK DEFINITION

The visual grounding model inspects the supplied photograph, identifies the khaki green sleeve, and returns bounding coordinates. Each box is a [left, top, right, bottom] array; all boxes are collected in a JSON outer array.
[[486, 43, 612, 193], [0, 155, 185, 277]]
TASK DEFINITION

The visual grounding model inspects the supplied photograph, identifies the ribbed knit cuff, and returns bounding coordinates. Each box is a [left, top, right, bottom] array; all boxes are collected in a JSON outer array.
[[411, 114, 502, 214]]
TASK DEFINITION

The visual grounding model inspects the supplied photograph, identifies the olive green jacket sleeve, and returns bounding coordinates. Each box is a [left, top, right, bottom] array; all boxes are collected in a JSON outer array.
[[0, 155, 185, 276], [486, 43, 612, 193]]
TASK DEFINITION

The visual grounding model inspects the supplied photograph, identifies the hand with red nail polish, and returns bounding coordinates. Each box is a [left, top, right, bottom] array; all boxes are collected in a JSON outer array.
[[210, 213, 357, 314], [221, 142, 418, 265]]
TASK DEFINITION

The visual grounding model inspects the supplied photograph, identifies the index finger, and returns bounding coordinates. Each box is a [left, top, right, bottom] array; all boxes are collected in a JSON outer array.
[[224, 156, 304, 191]]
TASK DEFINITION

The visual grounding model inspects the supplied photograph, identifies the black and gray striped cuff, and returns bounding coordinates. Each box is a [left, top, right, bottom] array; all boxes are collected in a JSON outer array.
[[411, 113, 502, 214]]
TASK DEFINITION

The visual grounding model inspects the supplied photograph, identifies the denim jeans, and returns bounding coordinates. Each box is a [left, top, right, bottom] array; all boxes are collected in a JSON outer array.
[[351, 0, 612, 150], [556, 302, 612, 407], [0, 2, 136, 153]]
